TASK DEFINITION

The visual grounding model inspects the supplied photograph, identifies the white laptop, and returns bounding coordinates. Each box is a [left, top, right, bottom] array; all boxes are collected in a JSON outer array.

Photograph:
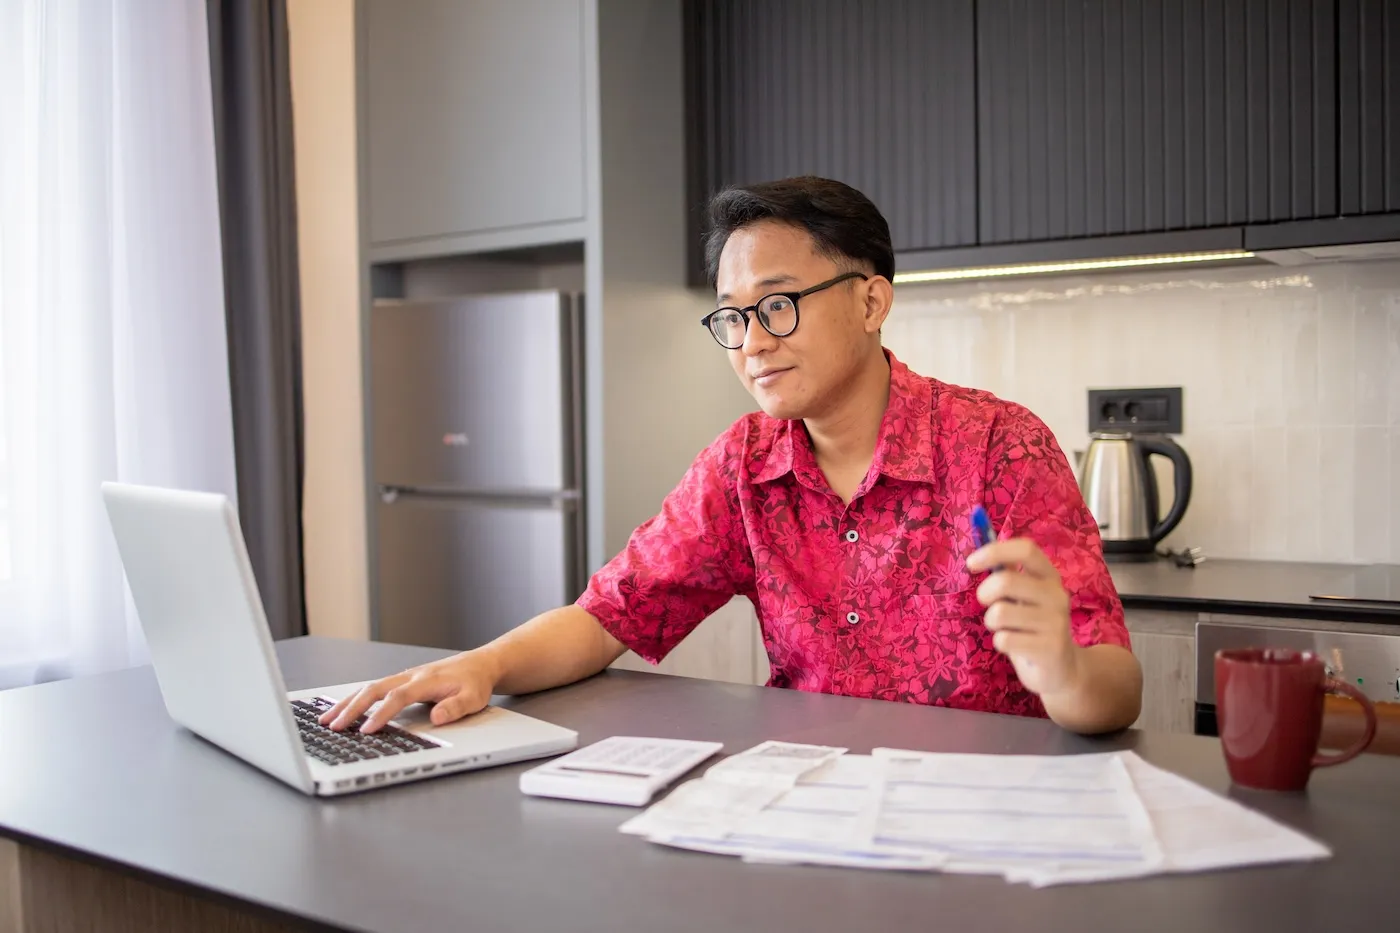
[[100, 482, 578, 796]]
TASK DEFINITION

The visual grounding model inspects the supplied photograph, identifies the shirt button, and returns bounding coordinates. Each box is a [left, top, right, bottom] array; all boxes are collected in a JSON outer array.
[[844, 530, 859, 543], [846, 611, 860, 625]]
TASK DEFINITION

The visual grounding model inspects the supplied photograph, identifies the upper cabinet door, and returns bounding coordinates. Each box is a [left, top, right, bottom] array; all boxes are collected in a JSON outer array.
[[976, 0, 1338, 244], [1338, 0, 1400, 215], [686, 0, 978, 256], [362, 0, 586, 251]]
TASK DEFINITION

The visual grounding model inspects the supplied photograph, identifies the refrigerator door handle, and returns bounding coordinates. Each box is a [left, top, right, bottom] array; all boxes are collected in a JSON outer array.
[[380, 487, 580, 508]]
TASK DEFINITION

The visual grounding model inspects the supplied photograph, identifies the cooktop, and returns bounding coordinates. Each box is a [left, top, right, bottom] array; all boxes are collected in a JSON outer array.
[[1308, 564, 1400, 606]]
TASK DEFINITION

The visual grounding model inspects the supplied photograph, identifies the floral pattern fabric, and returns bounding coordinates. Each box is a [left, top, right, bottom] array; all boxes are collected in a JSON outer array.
[[578, 350, 1130, 718]]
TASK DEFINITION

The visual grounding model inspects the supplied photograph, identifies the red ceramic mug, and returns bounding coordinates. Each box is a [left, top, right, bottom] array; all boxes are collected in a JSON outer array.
[[1215, 648, 1378, 791]]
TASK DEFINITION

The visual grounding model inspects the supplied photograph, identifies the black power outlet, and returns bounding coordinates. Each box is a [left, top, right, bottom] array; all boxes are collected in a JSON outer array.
[[1087, 387, 1183, 434]]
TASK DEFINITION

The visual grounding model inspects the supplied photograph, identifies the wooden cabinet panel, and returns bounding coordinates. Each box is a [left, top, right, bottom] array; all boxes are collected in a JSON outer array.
[[610, 596, 762, 685], [754, 612, 771, 687], [1129, 628, 1197, 735], [5, 839, 302, 932], [1321, 696, 1400, 757], [1, 837, 19, 933]]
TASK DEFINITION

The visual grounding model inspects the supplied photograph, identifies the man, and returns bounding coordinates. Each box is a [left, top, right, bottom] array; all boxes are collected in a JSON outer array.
[[325, 176, 1142, 737]]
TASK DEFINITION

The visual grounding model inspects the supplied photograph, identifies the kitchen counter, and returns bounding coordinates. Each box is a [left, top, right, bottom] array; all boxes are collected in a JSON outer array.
[[2, 636, 1399, 932], [1110, 558, 1400, 623]]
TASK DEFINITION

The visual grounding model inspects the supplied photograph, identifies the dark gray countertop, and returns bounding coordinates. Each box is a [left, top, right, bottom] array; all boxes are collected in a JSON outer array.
[[1110, 557, 1400, 623], [2, 636, 1399, 932]]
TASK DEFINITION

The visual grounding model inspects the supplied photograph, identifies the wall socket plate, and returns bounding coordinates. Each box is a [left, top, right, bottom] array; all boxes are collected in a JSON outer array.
[[1087, 387, 1183, 434]]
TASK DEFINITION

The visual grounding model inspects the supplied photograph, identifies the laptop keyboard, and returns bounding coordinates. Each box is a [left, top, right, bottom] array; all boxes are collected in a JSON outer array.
[[291, 696, 442, 767]]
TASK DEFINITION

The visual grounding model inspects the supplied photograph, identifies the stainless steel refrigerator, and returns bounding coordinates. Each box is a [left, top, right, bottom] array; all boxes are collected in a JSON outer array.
[[369, 290, 586, 651]]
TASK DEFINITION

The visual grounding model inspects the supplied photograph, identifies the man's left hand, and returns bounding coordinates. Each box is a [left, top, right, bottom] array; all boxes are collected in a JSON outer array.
[[967, 537, 1082, 698]]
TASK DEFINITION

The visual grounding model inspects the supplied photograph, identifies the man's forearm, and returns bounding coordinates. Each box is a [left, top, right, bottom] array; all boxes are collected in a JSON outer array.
[[474, 604, 628, 697], [1040, 644, 1143, 735]]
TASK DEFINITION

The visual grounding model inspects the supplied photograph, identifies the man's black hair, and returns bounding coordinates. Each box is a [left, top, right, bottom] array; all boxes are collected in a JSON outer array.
[[702, 176, 895, 289]]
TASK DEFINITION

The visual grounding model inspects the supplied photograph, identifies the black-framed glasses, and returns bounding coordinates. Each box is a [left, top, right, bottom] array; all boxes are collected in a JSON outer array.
[[700, 271, 868, 349]]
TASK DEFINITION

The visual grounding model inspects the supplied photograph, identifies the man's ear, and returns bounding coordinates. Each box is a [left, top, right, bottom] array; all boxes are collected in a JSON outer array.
[[862, 275, 894, 335]]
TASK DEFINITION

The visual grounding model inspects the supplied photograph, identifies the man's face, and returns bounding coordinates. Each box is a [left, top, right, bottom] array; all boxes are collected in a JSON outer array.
[[713, 220, 879, 421]]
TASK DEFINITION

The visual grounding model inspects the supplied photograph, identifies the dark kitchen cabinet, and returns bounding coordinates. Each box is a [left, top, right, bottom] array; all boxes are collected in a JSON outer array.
[[975, 0, 1337, 244], [1338, 0, 1400, 215], [685, 0, 1400, 270], [685, 0, 978, 261]]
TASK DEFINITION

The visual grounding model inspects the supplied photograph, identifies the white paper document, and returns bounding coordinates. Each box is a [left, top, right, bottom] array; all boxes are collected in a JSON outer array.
[[619, 742, 1332, 885], [618, 775, 785, 838], [623, 752, 937, 871], [870, 748, 1164, 882], [702, 740, 848, 789], [1002, 753, 1333, 887], [1122, 754, 1331, 875]]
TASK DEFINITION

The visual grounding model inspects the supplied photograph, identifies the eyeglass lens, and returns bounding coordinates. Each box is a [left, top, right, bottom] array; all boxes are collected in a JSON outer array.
[[708, 293, 798, 348]]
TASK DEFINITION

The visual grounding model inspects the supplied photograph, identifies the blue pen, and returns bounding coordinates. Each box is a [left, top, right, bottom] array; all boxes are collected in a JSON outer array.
[[970, 505, 996, 551], [971, 506, 1005, 573], [971, 506, 1028, 666]]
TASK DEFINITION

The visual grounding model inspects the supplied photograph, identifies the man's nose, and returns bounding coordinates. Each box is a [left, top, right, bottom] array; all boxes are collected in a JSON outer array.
[[740, 313, 777, 356]]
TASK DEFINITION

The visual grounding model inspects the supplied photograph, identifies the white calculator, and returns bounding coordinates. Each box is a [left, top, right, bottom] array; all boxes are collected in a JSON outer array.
[[518, 736, 724, 806]]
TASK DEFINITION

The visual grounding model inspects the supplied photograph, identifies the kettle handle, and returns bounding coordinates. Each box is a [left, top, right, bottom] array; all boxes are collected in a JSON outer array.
[[1137, 435, 1193, 543]]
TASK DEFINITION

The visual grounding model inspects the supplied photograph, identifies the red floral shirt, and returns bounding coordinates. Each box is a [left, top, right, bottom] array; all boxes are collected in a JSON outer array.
[[578, 350, 1129, 718]]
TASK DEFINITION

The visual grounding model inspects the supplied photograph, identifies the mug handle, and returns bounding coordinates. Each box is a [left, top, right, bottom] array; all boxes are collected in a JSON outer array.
[[1312, 679, 1378, 768]]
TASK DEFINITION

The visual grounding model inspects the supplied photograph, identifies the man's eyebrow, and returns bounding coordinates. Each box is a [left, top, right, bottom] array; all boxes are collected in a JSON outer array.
[[716, 274, 800, 305]]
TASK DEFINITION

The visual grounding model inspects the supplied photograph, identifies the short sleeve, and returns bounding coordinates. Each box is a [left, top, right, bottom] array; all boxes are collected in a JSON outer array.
[[577, 424, 755, 663], [985, 407, 1131, 651]]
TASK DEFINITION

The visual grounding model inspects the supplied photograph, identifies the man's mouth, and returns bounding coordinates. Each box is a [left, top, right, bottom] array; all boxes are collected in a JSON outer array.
[[750, 367, 792, 387]]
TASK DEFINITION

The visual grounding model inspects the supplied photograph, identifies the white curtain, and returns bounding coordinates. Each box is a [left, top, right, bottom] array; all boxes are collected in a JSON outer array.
[[0, 0, 238, 687]]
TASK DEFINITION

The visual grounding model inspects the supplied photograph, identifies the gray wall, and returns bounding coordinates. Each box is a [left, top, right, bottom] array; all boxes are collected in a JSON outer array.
[[585, 0, 756, 566]]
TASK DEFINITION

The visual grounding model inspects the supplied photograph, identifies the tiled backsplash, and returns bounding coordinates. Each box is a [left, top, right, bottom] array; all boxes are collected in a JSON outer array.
[[883, 259, 1400, 565]]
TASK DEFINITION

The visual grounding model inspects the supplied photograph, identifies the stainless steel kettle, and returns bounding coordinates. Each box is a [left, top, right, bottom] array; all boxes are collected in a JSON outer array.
[[1077, 432, 1193, 558]]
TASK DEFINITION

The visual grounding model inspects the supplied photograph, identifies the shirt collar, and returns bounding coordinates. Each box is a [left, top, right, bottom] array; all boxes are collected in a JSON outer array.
[[752, 349, 935, 486], [751, 420, 797, 485]]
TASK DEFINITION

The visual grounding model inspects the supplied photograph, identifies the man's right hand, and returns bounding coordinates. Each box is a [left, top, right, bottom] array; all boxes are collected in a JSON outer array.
[[319, 649, 500, 734], [318, 605, 625, 734]]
